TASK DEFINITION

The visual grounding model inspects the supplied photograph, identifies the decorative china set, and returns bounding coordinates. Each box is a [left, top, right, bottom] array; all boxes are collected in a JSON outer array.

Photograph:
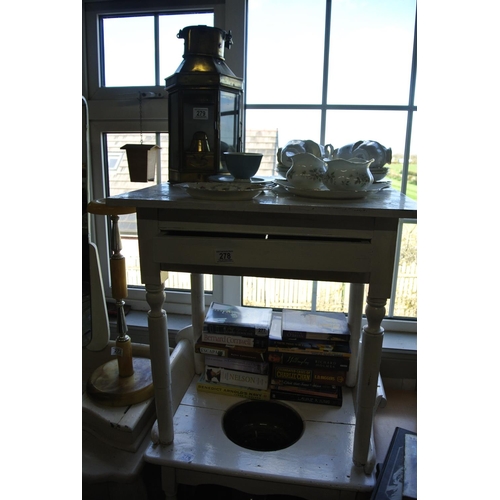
[[181, 140, 392, 201]]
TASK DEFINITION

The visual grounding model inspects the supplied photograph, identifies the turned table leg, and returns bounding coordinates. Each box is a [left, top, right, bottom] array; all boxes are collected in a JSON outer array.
[[352, 296, 386, 467], [146, 282, 175, 445], [346, 283, 364, 388], [190, 273, 206, 375], [161, 467, 178, 500]]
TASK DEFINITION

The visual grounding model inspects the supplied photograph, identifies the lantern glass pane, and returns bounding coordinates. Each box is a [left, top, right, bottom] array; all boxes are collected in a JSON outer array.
[[221, 91, 241, 153]]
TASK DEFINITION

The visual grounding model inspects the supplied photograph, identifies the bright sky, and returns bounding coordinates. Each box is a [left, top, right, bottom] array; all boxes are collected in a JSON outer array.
[[245, 0, 417, 155], [103, 0, 417, 155]]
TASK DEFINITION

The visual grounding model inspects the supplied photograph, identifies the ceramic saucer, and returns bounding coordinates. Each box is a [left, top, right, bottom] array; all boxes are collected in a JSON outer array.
[[208, 174, 274, 186], [274, 179, 390, 200], [182, 182, 264, 201]]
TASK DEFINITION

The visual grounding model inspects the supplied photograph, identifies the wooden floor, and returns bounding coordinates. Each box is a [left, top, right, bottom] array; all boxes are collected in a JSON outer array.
[[373, 387, 417, 464]]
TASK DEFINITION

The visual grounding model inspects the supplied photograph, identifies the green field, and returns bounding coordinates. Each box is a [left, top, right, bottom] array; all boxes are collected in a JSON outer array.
[[389, 178, 417, 200], [387, 161, 417, 201]]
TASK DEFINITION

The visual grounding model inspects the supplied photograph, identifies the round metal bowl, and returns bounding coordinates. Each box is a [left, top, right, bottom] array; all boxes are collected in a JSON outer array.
[[222, 400, 304, 452]]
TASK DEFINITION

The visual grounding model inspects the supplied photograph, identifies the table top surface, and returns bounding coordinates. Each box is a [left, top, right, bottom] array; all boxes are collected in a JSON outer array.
[[106, 183, 417, 219]]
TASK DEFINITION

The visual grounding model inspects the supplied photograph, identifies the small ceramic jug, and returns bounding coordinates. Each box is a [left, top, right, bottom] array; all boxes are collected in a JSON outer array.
[[286, 152, 327, 189], [322, 158, 375, 191]]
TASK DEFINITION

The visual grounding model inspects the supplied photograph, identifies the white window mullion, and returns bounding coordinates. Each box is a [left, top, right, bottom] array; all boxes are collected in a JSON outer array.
[[213, 275, 243, 306]]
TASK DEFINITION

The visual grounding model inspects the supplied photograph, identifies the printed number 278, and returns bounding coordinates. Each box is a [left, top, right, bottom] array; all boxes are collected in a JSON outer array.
[[217, 251, 233, 263]]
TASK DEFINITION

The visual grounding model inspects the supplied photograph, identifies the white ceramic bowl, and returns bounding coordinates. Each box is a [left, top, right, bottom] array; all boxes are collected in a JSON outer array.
[[222, 152, 263, 180]]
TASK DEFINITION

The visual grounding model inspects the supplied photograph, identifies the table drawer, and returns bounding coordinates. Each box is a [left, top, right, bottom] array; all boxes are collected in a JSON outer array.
[[152, 234, 372, 278]]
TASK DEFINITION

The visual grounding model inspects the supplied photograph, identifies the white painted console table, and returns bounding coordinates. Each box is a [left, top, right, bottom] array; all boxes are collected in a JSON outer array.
[[106, 184, 417, 499]]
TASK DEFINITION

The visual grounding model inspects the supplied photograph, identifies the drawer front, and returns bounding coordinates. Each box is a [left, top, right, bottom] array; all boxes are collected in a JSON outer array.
[[152, 235, 372, 276]]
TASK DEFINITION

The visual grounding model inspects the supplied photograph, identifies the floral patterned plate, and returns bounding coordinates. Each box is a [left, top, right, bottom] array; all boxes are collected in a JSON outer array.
[[274, 179, 390, 200], [182, 182, 264, 201]]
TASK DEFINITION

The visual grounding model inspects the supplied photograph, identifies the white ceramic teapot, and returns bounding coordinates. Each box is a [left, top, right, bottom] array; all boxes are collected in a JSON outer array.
[[322, 157, 374, 191], [286, 152, 327, 189]]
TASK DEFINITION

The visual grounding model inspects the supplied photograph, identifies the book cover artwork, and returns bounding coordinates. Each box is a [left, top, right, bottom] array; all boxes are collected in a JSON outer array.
[[204, 302, 273, 336], [371, 427, 417, 500], [281, 309, 350, 340]]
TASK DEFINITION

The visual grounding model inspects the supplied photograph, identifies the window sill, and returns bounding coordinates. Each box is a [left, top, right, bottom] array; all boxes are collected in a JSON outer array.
[[110, 311, 417, 355], [107, 311, 416, 387]]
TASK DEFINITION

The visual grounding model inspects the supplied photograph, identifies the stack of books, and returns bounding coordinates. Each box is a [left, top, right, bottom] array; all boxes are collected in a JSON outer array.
[[267, 309, 351, 407], [195, 302, 273, 401]]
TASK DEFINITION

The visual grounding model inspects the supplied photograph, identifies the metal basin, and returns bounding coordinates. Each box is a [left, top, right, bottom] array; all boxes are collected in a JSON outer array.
[[222, 400, 304, 452]]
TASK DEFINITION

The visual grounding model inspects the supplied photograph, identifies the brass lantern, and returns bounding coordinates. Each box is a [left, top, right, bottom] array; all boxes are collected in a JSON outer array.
[[165, 25, 244, 183]]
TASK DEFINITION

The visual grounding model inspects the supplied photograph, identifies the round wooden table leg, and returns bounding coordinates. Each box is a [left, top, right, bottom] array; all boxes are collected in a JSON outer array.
[[353, 296, 386, 467]]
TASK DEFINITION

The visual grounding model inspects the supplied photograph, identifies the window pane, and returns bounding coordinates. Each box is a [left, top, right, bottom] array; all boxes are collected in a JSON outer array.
[[245, 109, 322, 176], [246, 0, 326, 104], [159, 13, 214, 82], [392, 222, 417, 318], [407, 113, 417, 200], [245, 127, 280, 177], [103, 16, 155, 87], [243, 1, 416, 321], [315, 282, 350, 312], [328, 0, 416, 104], [325, 109, 407, 157], [104, 132, 212, 291], [325, 109, 411, 195], [243, 278, 314, 310], [106, 132, 159, 287]]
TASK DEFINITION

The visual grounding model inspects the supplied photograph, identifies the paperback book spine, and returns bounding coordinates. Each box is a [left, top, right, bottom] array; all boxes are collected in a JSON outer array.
[[203, 324, 270, 338], [205, 365, 269, 390], [270, 375, 346, 389], [269, 339, 351, 354], [204, 355, 269, 375], [271, 365, 347, 386], [201, 331, 268, 348], [267, 351, 350, 370], [196, 378, 271, 401], [267, 345, 351, 358], [270, 389, 342, 407], [281, 330, 351, 342], [195, 341, 267, 362], [269, 384, 342, 398]]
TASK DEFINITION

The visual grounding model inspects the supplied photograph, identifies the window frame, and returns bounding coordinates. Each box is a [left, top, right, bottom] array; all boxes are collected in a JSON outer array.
[[84, 0, 245, 311], [241, 0, 417, 328], [83, 0, 416, 331]]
